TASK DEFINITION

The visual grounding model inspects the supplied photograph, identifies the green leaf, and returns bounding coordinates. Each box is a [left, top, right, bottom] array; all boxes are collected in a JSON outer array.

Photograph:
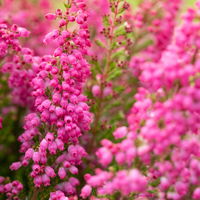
[[114, 85, 125, 93], [111, 42, 119, 50], [64, 2, 71, 8], [150, 179, 161, 187], [111, 49, 125, 60], [118, 7, 125, 15], [95, 40, 106, 48], [103, 15, 110, 27], [148, 190, 157, 194], [114, 24, 126, 37], [108, 67, 122, 81]]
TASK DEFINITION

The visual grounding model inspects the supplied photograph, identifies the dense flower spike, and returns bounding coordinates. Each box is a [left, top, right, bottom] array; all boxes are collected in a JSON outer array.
[[10, 0, 91, 198]]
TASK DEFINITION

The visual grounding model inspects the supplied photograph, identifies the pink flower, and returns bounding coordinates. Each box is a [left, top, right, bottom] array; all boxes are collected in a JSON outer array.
[[33, 176, 42, 188], [58, 167, 66, 179], [45, 166, 56, 178], [45, 13, 57, 20], [69, 166, 78, 175], [103, 87, 112, 97], [80, 185, 92, 199], [193, 188, 200, 200], [113, 126, 128, 139], [50, 190, 69, 200], [32, 152, 40, 163], [42, 174, 50, 186], [96, 147, 113, 167], [17, 27, 30, 37], [10, 162, 22, 171], [92, 85, 101, 97]]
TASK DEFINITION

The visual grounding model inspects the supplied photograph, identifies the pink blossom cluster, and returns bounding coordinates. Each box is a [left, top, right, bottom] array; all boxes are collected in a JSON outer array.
[[0, 0, 54, 55], [0, 177, 23, 200], [81, 2, 200, 200], [129, 0, 182, 76], [0, 23, 37, 107], [9, 0, 92, 198], [86, 0, 109, 32], [50, 190, 69, 200]]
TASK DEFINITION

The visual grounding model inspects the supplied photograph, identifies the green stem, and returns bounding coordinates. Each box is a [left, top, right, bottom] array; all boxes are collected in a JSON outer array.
[[88, 0, 120, 152], [31, 188, 40, 200]]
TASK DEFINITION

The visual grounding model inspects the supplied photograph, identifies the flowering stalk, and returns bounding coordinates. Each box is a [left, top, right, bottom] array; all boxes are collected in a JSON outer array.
[[9, 0, 92, 199], [86, 0, 134, 152]]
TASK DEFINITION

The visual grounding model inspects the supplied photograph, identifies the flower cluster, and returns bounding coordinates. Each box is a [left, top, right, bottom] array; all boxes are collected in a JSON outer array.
[[0, 0, 54, 55], [10, 0, 92, 198], [49, 190, 68, 200], [81, 1, 200, 200], [0, 177, 23, 200], [0, 23, 37, 107], [129, 0, 182, 77]]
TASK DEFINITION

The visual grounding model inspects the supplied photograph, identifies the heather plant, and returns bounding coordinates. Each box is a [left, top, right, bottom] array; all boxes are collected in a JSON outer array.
[[0, 0, 54, 55], [0, 0, 54, 180], [0, 0, 200, 200]]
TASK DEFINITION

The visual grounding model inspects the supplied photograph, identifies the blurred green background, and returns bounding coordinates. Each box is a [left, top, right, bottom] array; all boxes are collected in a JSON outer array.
[[56, 0, 197, 11], [127, 0, 196, 7]]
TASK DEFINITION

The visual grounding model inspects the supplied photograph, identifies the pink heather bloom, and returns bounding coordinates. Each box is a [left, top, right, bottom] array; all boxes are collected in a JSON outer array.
[[45, 13, 56, 20], [40, 139, 48, 151], [0, 0, 91, 198], [50, 190, 69, 200], [45, 166, 56, 178], [43, 29, 59, 44], [80, 185, 92, 199], [113, 126, 128, 139], [24, 148, 34, 160], [96, 147, 113, 167], [10, 162, 22, 171], [45, 132, 54, 143], [69, 166, 78, 175], [55, 138, 64, 151], [42, 174, 50, 186], [92, 85, 101, 97], [17, 27, 30, 37], [103, 87, 112, 97], [69, 177, 80, 187], [58, 167, 67, 179], [63, 161, 71, 168], [33, 176, 42, 188], [0, 117, 2, 129], [32, 164, 41, 174], [0, 179, 23, 199], [32, 152, 40, 163], [48, 141, 57, 154], [4, 183, 12, 192], [193, 188, 200, 200]]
